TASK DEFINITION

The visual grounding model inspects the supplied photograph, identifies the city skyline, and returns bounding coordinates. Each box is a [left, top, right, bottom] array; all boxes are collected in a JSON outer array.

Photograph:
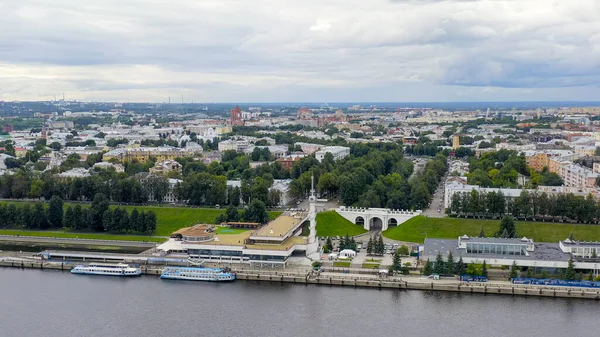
[[1, 0, 599, 102]]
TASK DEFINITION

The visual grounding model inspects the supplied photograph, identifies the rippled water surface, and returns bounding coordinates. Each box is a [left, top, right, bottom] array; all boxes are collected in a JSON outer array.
[[1, 268, 599, 337]]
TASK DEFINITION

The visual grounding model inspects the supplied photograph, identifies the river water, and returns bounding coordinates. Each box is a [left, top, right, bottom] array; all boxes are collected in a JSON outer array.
[[1, 268, 599, 337]]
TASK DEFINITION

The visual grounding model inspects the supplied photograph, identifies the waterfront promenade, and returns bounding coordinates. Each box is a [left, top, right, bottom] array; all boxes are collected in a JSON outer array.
[[1, 257, 598, 300]]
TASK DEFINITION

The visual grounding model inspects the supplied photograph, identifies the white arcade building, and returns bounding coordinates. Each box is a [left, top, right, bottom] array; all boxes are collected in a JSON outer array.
[[335, 207, 422, 231]]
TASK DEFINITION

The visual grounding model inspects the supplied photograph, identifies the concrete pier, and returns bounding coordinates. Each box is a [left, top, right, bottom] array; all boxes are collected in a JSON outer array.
[[2, 260, 599, 300]]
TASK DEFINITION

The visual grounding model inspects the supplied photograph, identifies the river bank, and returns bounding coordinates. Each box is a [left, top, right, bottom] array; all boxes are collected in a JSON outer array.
[[2, 258, 599, 300]]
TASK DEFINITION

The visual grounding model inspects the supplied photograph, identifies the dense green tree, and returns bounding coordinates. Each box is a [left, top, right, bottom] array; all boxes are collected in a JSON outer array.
[[228, 186, 241, 206], [47, 195, 64, 228], [398, 245, 410, 256], [130, 209, 140, 233], [244, 199, 269, 224], [32, 203, 48, 229], [509, 261, 519, 279], [565, 257, 576, 281], [456, 256, 466, 276], [90, 193, 109, 231], [446, 251, 455, 275], [423, 259, 433, 276], [497, 216, 517, 238], [64, 206, 75, 229], [72, 205, 84, 230], [145, 211, 157, 234], [482, 260, 488, 277], [325, 237, 333, 252], [225, 205, 240, 222], [433, 252, 445, 275], [392, 250, 402, 272]]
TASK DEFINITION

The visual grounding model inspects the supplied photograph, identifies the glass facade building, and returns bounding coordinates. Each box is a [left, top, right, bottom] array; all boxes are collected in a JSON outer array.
[[465, 242, 527, 256]]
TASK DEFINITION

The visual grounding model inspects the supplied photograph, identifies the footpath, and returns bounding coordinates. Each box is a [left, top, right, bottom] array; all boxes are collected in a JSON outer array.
[[2, 257, 598, 300]]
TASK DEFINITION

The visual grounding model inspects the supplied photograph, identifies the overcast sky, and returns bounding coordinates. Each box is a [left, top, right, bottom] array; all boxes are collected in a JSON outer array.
[[1, 0, 598, 102]]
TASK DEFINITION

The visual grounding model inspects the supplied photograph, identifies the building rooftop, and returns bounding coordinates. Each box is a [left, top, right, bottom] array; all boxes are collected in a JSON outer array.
[[423, 238, 572, 262], [172, 224, 215, 237], [252, 214, 306, 238]]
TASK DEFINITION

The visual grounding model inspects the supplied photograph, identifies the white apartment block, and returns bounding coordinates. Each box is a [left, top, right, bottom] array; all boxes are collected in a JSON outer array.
[[315, 146, 351, 162]]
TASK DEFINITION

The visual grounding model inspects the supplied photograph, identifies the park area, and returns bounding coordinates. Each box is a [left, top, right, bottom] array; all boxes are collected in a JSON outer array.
[[0, 201, 281, 241], [382, 216, 600, 243]]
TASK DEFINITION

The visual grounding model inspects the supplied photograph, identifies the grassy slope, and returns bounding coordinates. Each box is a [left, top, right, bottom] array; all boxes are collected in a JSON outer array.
[[0, 201, 282, 240], [316, 211, 368, 237], [0, 229, 165, 242], [383, 216, 600, 244]]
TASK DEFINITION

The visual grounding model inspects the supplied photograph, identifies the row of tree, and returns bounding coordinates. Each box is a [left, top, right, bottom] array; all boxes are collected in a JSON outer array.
[[366, 234, 385, 256], [423, 252, 473, 277], [450, 189, 600, 224], [214, 202, 270, 225], [0, 195, 156, 234]]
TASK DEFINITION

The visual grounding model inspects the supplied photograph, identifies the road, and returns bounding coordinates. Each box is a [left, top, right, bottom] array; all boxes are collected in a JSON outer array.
[[0, 235, 158, 248], [422, 173, 447, 218]]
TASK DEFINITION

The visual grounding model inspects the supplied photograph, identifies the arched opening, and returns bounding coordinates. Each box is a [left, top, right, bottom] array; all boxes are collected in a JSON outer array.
[[388, 218, 398, 227], [355, 216, 365, 227], [369, 217, 383, 231]]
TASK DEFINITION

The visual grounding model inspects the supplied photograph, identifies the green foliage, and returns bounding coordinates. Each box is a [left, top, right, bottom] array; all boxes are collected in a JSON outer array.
[[467, 150, 528, 188], [497, 216, 517, 238], [456, 256, 466, 276], [392, 250, 402, 271], [482, 261, 488, 277], [423, 259, 433, 276], [339, 234, 357, 251], [315, 211, 367, 237], [243, 199, 269, 224], [510, 261, 519, 279], [433, 252, 445, 275], [446, 251, 455, 275], [565, 257, 577, 281], [325, 237, 333, 252], [47, 196, 64, 228], [398, 245, 410, 256]]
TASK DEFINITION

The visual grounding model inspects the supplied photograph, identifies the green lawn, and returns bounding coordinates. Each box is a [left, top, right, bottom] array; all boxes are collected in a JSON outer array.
[[383, 216, 600, 244], [333, 261, 351, 267], [365, 258, 381, 263], [0, 201, 282, 239], [0, 229, 166, 242], [316, 211, 368, 237], [215, 227, 249, 235], [362, 263, 381, 269]]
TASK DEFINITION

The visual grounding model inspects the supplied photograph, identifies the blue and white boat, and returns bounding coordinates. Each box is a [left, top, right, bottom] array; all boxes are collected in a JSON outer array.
[[71, 263, 142, 276], [160, 267, 236, 282]]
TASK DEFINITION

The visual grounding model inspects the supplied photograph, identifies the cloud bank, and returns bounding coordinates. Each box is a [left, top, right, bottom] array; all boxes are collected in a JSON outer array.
[[0, 0, 598, 102]]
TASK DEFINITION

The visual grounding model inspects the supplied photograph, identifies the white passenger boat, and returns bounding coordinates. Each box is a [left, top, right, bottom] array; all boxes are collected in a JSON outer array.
[[71, 263, 142, 276], [160, 267, 236, 282]]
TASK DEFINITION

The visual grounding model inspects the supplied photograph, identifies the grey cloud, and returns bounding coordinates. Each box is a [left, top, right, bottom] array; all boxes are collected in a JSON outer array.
[[0, 0, 599, 101]]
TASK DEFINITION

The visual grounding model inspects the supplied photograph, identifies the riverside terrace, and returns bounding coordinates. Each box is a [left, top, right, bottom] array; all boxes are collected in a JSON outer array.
[[156, 211, 311, 267], [423, 236, 600, 274]]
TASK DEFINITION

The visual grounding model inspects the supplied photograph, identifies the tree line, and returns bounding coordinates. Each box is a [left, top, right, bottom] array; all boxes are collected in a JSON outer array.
[[422, 251, 473, 277], [0, 195, 156, 234], [449, 189, 600, 224]]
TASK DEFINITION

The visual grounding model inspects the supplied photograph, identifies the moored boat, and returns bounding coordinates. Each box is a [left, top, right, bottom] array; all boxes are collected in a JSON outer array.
[[160, 267, 236, 282], [71, 263, 142, 276]]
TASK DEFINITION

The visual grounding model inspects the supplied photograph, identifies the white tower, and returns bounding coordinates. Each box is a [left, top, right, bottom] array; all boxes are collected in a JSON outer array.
[[306, 174, 320, 260]]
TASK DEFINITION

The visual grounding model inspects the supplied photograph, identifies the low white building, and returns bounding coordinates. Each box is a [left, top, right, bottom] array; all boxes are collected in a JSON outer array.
[[339, 249, 356, 258], [315, 146, 350, 162], [58, 168, 91, 179]]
